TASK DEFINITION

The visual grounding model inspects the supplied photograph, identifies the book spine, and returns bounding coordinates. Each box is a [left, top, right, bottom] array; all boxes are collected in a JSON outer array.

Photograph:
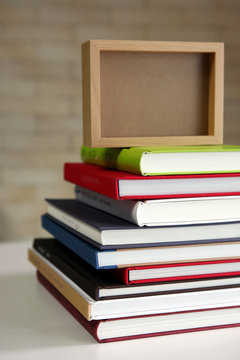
[[109, 268, 130, 284], [81, 145, 143, 175], [64, 163, 121, 200], [81, 146, 121, 169], [28, 249, 92, 320], [41, 215, 117, 269], [75, 186, 142, 225], [37, 271, 102, 342], [46, 205, 102, 245], [117, 148, 144, 175], [33, 240, 100, 300], [41, 215, 101, 269]]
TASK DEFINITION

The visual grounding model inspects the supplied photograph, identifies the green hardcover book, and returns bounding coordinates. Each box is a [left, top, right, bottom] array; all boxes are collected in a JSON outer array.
[[80, 145, 240, 176]]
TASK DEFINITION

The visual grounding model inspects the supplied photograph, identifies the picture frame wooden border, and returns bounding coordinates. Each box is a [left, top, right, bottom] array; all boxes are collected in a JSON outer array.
[[82, 40, 224, 148]]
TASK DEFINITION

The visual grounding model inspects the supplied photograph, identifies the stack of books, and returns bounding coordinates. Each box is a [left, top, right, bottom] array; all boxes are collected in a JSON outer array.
[[28, 144, 240, 343]]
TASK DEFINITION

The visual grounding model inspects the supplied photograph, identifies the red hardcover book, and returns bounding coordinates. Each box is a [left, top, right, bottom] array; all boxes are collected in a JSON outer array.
[[111, 259, 240, 285], [37, 271, 240, 343], [64, 162, 240, 200]]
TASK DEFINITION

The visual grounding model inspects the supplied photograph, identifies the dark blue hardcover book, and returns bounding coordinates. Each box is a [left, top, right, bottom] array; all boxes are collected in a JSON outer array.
[[44, 199, 240, 250]]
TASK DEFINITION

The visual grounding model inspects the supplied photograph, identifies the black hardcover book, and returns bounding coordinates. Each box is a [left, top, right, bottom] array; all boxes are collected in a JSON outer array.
[[33, 238, 240, 301]]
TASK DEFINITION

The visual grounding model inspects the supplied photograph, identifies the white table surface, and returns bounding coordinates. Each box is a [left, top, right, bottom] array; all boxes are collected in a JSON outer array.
[[1, 240, 240, 360]]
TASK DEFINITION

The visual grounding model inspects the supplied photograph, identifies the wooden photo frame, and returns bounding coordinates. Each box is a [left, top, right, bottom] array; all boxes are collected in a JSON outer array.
[[82, 40, 224, 148]]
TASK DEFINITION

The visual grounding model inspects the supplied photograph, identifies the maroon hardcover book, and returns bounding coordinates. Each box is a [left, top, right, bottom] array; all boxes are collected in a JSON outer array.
[[37, 271, 240, 343]]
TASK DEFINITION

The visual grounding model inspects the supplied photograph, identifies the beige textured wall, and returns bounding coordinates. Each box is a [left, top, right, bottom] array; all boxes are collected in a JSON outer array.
[[1, 0, 240, 242]]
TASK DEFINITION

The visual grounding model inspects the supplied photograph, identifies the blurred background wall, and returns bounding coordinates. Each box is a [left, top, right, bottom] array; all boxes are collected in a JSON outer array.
[[0, 0, 240, 242]]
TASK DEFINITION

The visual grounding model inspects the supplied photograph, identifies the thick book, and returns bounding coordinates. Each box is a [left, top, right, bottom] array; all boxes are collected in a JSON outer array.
[[64, 162, 240, 200], [46, 198, 240, 249], [75, 186, 240, 227], [37, 271, 240, 343], [41, 215, 240, 269], [33, 238, 240, 300], [28, 248, 240, 321], [81, 144, 240, 176]]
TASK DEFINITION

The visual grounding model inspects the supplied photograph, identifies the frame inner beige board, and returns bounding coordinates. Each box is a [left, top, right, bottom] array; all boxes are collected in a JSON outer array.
[[100, 51, 210, 138]]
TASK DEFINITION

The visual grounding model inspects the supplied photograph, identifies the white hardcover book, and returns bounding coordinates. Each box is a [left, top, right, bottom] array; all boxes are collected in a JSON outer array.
[[75, 186, 240, 227]]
